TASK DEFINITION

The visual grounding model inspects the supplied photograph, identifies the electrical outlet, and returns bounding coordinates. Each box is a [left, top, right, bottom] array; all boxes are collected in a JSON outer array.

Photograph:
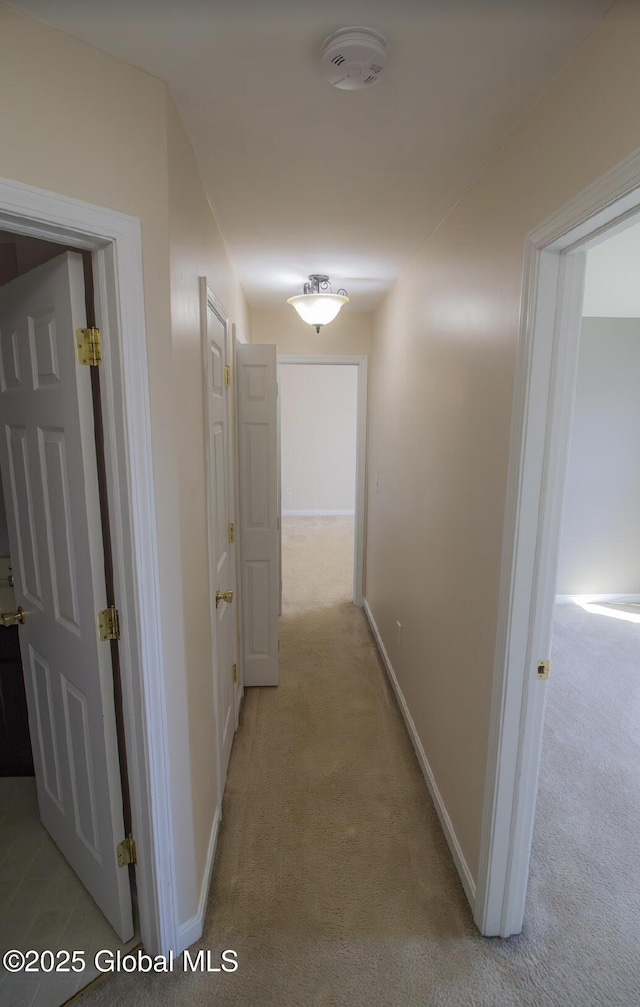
[[396, 620, 402, 646], [286, 487, 293, 496]]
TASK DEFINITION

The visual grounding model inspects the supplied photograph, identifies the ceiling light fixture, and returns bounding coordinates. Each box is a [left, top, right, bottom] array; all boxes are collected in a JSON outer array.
[[287, 274, 349, 333]]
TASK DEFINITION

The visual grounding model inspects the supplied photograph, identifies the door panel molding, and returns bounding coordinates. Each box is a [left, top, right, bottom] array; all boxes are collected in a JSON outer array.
[[237, 343, 279, 687], [0, 176, 176, 956]]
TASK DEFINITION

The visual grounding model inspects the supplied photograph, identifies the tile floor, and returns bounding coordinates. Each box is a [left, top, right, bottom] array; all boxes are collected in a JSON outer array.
[[0, 777, 138, 1007]]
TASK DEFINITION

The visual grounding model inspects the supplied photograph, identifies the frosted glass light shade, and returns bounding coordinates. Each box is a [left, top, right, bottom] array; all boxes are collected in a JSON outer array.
[[286, 292, 349, 327]]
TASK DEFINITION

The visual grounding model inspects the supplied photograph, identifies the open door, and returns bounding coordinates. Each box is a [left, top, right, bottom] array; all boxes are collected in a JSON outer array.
[[202, 286, 237, 786], [236, 343, 279, 687], [0, 252, 134, 940]]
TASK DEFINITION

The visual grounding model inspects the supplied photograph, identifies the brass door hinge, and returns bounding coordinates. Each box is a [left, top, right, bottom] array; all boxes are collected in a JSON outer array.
[[228, 523, 235, 544], [224, 365, 231, 388], [117, 834, 137, 868], [76, 327, 103, 367], [98, 606, 121, 641], [232, 663, 237, 684], [537, 660, 551, 680]]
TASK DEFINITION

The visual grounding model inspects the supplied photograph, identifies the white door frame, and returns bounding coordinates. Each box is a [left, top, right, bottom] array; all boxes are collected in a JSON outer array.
[[199, 278, 238, 805], [277, 354, 368, 607], [231, 326, 244, 722], [0, 177, 176, 955], [474, 148, 640, 938]]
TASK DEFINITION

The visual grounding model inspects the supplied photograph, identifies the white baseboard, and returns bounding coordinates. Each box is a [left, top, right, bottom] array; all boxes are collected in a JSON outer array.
[[363, 599, 477, 909], [556, 592, 640, 605], [282, 509, 355, 517], [176, 804, 221, 953]]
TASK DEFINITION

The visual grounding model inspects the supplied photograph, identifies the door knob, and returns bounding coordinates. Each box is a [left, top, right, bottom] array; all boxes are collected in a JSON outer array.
[[215, 590, 233, 608], [1, 607, 26, 627]]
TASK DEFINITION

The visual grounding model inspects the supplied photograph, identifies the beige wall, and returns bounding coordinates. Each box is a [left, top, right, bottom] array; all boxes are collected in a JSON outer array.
[[166, 96, 250, 913], [251, 307, 372, 357], [365, 0, 640, 882], [0, 5, 249, 930], [279, 364, 358, 514]]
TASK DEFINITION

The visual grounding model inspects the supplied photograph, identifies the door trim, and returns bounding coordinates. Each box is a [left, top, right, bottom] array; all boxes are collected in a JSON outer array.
[[0, 176, 176, 955], [231, 326, 244, 724], [474, 147, 640, 938], [277, 354, 368, 606]]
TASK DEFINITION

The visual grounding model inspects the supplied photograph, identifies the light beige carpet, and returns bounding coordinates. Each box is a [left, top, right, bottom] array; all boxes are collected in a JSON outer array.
[[78, 525, 640, 1006], [281, 516, 355, 613]]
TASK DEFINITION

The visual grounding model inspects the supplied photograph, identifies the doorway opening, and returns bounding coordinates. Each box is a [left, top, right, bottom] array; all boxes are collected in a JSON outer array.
[[476, 151, 640, 939], [521, 218, 640, 964], [279, 361, 357, 612], [0, 231, 138, 1006], [277, 354, 367, 615], [0, 173, 179, 964]]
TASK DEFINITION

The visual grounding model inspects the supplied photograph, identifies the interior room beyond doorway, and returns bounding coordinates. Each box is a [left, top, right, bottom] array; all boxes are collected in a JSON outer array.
[[278, 362, 358, 612], [526, 216, 640, 965]]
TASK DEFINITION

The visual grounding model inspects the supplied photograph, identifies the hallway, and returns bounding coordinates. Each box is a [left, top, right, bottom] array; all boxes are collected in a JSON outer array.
[[5, 5, 640, 999], [79, 521, 640, 1006], [80, 519, 475, 1004], [201, 515, 474, 1004]]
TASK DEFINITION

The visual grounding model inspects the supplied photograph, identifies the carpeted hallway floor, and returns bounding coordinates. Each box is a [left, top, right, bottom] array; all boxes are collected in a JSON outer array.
[[280, 515, 355, 614], [78, 519, 640, 1006]]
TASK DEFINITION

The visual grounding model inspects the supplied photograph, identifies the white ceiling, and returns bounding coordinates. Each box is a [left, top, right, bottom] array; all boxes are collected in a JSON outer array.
[[583, 219, 640, 318], [9, 0, 613, 311]]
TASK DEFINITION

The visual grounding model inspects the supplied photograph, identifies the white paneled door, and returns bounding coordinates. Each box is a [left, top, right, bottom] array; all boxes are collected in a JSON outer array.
[[0, 252, 133, 940], [204, 298, 236, 785], [236, 344, 279, 687]]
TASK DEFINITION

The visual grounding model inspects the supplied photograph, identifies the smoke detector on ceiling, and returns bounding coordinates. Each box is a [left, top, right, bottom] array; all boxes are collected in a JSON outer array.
[[321, 27, 387, 91]]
